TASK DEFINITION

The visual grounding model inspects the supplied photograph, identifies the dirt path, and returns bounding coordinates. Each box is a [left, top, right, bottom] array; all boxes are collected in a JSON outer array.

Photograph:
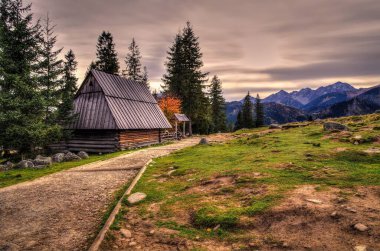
[[0, 137, 200, 251]]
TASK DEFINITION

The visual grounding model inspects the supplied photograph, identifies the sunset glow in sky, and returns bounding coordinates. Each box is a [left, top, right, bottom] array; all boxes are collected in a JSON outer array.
[[32, 0, 380, 100]]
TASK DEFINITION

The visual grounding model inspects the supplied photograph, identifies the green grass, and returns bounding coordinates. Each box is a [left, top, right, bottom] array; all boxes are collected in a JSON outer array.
[[0, 142, 173, 189], [124, 114, 380, 240]]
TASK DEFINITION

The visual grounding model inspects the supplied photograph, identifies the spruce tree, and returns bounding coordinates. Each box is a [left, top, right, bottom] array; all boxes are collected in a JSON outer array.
[[0, 0, 61, 154], [162, 22, 210, 134], [57, 49, 78, 126], [37, 13, 64, 124], [141, 66, 149, 88], [209, 75, 226, 132], [255, 94, 264, 127], [124, 38, 142, 81], [94, 31, 119, 74], [162, 33, 183, 95], [242, 92, 254, 128], [234, 110, 243, 131]]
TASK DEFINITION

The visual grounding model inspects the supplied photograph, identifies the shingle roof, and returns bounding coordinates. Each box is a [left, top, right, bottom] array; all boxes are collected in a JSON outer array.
[[70, 70, 172, 130]]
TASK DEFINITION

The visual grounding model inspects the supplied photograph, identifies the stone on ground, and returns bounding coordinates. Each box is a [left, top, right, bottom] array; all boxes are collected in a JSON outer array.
[[33, 156, 52, 166], [354, 245, 367, 251], [306, 199, 323, 204], [63, 152, 81, 162], [52, 153, 65, 163], [16, 160, 34, 169], [354, 223, 368, 232], [120, 228, 132, 238], [199, 138, 209, 145], [127, 192, 147, 204], [323, 122, 349, 131], [77, 151, 89, 159]]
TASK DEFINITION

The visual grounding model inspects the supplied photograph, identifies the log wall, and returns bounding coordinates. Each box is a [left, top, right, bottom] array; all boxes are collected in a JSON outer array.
[[118, 129, 160, 149], [66, 130, 119, 153]]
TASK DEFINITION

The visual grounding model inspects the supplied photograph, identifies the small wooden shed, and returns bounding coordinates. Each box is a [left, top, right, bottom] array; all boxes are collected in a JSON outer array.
[[65, 70, 172, 153], [173, 113, 191, 139]]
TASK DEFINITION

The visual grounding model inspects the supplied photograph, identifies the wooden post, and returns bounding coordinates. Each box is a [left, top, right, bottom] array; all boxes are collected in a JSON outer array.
[[175, 121, 178, 139], [183, 122, 186, 137], [189, 120, 192, 136]]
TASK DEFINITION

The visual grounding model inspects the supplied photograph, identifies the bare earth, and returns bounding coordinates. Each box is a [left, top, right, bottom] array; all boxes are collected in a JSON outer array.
[[0, 137, 200, 251]]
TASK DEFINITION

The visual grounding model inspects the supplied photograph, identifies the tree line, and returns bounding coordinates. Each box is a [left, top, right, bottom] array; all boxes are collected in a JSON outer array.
[[234, 92, 265, 130]]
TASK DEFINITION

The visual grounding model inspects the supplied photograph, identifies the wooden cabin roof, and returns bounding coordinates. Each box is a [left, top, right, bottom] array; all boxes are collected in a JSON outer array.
[[69, 70, 172, 130]]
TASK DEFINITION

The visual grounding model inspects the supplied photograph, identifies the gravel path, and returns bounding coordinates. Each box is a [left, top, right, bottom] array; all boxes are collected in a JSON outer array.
[[0, 138, 200, 251]]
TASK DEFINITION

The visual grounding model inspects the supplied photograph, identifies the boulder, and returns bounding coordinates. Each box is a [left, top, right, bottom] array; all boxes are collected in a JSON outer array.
[[63, 152, 81, 162], [0, 165, 6, 171], [127, 192, 147, 204], [77, 151, 89, 159], [5, 161, 14, 170], [33, 156, 52, 166], [199, 138, 209, 145], [323, 122, 349, 131], [269, 124, 281, 129], [16, 160, 34, 169], [52, 153, 65, 163]]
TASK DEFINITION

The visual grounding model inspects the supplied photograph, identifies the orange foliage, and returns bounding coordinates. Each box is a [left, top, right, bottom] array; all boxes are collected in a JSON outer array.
[[158, 96, 181, 121]]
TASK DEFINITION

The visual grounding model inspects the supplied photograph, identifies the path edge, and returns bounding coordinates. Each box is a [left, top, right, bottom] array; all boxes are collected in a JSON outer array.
[[88, 159, 152, 251]]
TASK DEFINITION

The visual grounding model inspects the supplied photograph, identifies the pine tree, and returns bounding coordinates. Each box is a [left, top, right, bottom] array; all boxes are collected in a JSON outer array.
[[0, 0, 61, 154], [255, 94, 264, 127], [209, 75, 226, 132], [141, 66, 149, 88], [37, 13, 64, 124], [94, 31, 119, 74], [242, 92, 254, 128], [162, 22, 210, 134], [234, 110, 243, 131], [57, 49, 78, 126], [162, 33, 183, 95], [124, 38, 143, 81]]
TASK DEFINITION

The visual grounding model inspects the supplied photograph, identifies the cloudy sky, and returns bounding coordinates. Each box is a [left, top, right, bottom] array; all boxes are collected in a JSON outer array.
[[32, 0, 380, 100]]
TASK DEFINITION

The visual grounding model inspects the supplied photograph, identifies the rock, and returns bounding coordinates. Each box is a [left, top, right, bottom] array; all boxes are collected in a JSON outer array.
[[33, 156, 52, 166], [323, 122, 349, 131], [330, 211, 338, 218], [269, 124, 281, 129], [63, 152, 81, 162], [306, 199, 323, 204], [127, 192, 147, 204], [16, 160, 34, 169], [52, 153, 65, 163], [0, 165, 5, 171], [77, 151, 89, 159], [120, 228, 132, 238], [129, 242, 137, 246], [5, 161, 14, 169], [199, 138, 209, 145], [354, 223, 368, 232], [354, 245, 367, 251], [148, 230, 155, 235], [346, 206, 357, 213]]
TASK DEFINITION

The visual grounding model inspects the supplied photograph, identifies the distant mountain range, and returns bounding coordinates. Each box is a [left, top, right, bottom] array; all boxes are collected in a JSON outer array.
[[226, 82, 380, 125]]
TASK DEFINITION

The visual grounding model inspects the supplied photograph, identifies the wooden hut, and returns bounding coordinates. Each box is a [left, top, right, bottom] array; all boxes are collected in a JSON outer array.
[[173, 113, 191, 139], [64, 69, 172, 153]]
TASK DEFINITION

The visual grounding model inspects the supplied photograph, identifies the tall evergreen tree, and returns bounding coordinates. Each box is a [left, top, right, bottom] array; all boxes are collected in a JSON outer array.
[[37, 13, 64, 124], [234, 110, 243, 131], [94, 31, 119, 74], [242, 92, 254, 128], [255, 94, 264, 127], [141, 66, 149, 88], [209, 75, 226, 132], [124, 38, 142, 81], [162, 22, 210, 134], [57, 49, 78, 126], [0, 0, 61, 154]]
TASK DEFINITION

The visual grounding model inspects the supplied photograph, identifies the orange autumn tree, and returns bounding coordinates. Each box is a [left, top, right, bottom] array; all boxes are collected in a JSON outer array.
[[158, 96, 181, 123]]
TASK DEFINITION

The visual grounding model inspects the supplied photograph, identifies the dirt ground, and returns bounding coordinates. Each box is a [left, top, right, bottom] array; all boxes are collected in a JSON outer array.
[[0, 137, 201, 251], [104, 185, 380, 251]]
